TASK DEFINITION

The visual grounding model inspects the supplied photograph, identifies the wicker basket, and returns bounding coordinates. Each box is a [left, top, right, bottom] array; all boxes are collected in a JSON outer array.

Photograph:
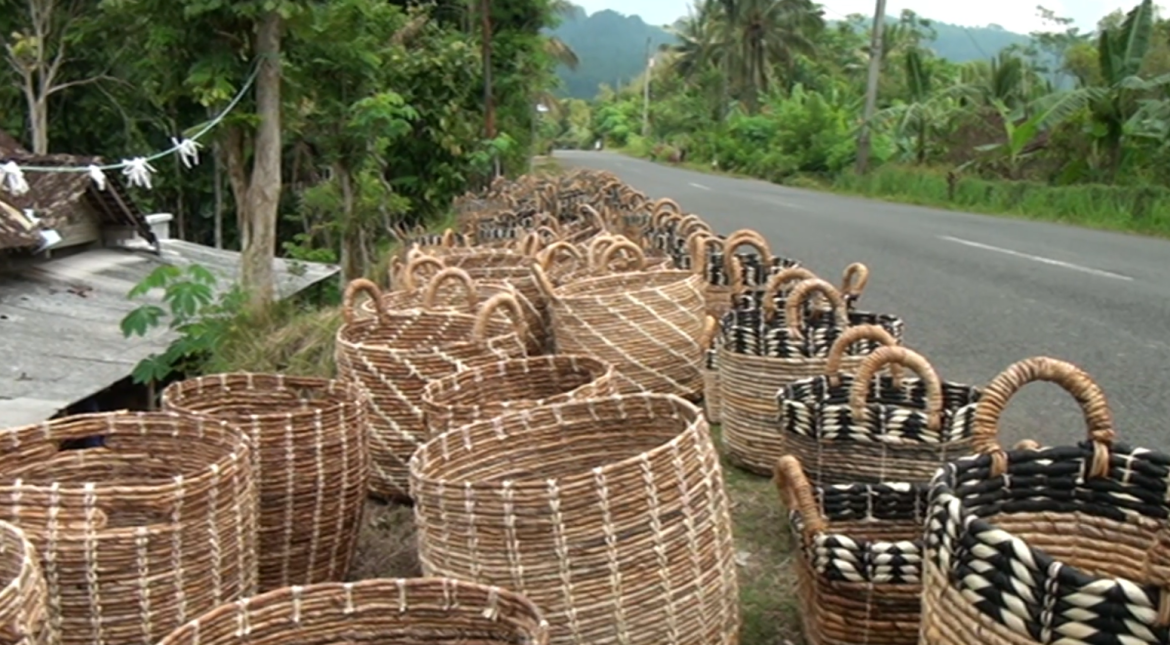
[[363, 264, 545, 355], [700, 315, 722, 423], [0, 520, 54, 645], [410, 394, 740, 645], [721, 290, 902, 475], [536, 253, 705, 399], [421, 354, 616, 437], [775, 456, 928, 645], [156, 578, 549, 645], [777, 346, 981, 487], [335, 279, 528, 500], [920, 356, 1170, 645], [0, 412, 259, 645], [588, 235, 674, 274], [161, 373, 369, 592]]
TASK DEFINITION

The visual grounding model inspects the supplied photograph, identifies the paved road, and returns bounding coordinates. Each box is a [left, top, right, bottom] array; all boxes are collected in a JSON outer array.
[[558, 150, 1170, 449]]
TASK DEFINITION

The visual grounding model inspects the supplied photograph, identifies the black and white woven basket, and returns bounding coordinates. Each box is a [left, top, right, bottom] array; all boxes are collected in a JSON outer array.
[[920, 356, 1170, 645], [776, 455, 930, 645], [777, 345, 982, 486]]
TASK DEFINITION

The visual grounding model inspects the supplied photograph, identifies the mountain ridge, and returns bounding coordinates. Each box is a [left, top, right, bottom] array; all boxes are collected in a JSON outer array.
[[549, 7, 1037, 99]]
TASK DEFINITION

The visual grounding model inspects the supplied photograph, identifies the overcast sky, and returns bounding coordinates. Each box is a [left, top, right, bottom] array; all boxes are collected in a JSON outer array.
[[571, 0, 1159, 35]]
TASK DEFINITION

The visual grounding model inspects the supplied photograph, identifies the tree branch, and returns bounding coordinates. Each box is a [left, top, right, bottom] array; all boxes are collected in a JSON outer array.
[[45, 73, 124, 96]]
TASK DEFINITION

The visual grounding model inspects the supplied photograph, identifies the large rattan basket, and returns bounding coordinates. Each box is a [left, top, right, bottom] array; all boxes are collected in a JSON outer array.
[[421, 354, 616, 437], [155, 578, 549, 645], [776, 456, 928, 645], [161, 373, 369, 591], [0, 520, 54, 645], [410, 394, 740, 645], [777, 346, 981, 486], [920, 357, 1170, 645], [335, 279, 528, 500], [536, 251, 706, 399], [720, 310, 901, 475], [0, 412, 259, 645]]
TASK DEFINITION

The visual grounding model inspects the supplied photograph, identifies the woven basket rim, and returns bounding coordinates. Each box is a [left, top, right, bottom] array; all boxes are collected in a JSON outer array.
[[161, 373, 363, 423], [421, 355, 612, 411], [156, 577, 549, 645], [335, 310, 518, 351], [410, 393, 704, 490], [0, 411, 252, 497], [792, 480, 933, 549]]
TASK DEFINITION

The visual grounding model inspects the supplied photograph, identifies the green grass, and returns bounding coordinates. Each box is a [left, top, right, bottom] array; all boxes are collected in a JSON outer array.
[[613, 146, 1170, 238], [710, 424, 801, 644]]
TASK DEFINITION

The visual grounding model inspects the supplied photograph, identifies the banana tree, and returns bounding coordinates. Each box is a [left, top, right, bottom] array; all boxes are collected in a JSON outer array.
[[968, 92, 1091, 178]]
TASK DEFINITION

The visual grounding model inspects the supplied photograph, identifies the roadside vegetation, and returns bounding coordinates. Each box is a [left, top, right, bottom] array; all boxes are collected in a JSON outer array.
[[542, 0, 1170, 236]]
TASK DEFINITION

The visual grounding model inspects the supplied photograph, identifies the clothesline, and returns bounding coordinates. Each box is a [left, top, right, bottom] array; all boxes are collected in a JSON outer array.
[[0, 62, 261, 196]]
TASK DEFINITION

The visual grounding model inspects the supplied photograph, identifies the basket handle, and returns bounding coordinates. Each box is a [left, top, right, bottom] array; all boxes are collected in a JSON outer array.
[[850, 346, 943, 431], [595, 238, 646, 272], [342, 278, 385, 324], [722, 229, 772, 266], [761, 267, 819, 321], [652, 197, 681, 218], [774, 455, 827, 543], [686, 230, 716, 277], [538, 241, 584, 271], [652, 209, 682, 229], [472, 291, 525, 342], [388, 255, 404, 289], [440, 228, 459, 247], [784, 278, 849, 340], [841, 262, 869, 299], [973, 356, 1115, 478], [400, 255, 446, 290], [824, 324, 900, 384], [517, 230, 544, 256], [699, 315, 719, 351], [531, 263, 558, 299], [422, 267, 478, 311]]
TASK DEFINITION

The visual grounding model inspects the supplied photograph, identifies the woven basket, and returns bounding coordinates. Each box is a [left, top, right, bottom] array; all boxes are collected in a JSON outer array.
[[775, 456, 929, 645], [0, 412, 258, 645], [720, 294, 902, 475], [0, 520, 54, 645], [155, 578, 550, 645], [700, 315, 722, 423], [421, 354, 616, 437], [587, 235, 674, 274], [536, 255, 705, 399], [778, 346, 981, 487], [335, 279, 528, 500], [688, 231, 731, 317], [920, 356, 1170, 645], [161, 373, 369, 592], [436, 249, 551, 347], [363, 264, 545, 355], [410, 394, 740, 645]]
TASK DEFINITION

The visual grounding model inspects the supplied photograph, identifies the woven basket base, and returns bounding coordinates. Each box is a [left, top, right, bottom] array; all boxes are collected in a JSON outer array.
[[920, 560, 1035, 645]]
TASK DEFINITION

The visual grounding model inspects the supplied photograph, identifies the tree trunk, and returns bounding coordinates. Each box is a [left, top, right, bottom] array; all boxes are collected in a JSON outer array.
[[240, 10, 284, 308], [212, 139, 224, 249], [222, 126, 249, 251], [30, 97, 48, 155], [336, 163, 362, 281]]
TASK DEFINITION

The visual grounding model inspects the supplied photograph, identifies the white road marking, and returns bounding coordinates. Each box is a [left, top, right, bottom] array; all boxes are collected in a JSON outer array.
[[938, 235, 1133, 281], [688, 182, 710, 190]]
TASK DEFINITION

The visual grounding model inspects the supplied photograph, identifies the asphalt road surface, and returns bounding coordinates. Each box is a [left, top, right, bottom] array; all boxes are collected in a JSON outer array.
[[558, 150, 1170, 450]]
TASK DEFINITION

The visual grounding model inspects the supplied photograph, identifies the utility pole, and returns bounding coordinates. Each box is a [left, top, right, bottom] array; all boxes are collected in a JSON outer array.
[[641, 36, 652, 138], [855, 0, 887, 174]]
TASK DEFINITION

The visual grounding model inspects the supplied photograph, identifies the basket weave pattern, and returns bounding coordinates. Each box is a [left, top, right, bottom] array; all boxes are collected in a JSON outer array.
[[776, 456, 929, 645], [777, 346, 981, 486], [721, 322, 901, 475], [161, 373, 369, 592], [410, 394, 740, 645], [155, 578, 550, 645], [0, 412, 259, 645], [0, 520, 54, 645], [421, 355, 616, 438], [920, 357, 1170, 645], [335, 279, 528, 499], [543, 267, 705, 399]]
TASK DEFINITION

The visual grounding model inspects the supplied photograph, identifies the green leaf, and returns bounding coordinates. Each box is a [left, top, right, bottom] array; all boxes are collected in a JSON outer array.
[[120, 305, 167, 338], [187, 264, 219, 286], [164, 281, 215, 318], [127, 265, 181, 298], [130, 355, 173, 385]]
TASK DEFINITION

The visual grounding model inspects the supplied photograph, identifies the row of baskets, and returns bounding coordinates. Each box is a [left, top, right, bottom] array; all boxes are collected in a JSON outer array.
[[0, 167, 1164, 645]]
